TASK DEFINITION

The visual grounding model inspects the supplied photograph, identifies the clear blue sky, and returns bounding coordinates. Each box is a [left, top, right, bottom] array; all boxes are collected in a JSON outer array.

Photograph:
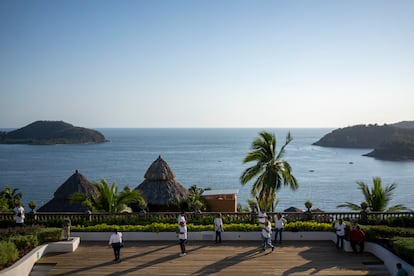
[[1, 0, 413, 128]]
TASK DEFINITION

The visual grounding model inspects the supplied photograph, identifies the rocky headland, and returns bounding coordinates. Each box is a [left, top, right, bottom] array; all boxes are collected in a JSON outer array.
[[0, 120, 107, 145], [313, 121, 414, 161]]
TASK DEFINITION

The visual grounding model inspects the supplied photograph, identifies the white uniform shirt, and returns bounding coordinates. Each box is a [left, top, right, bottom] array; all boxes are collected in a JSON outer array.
[[178, 224, 187, 240], [334, 222, 346, 236], [275, 217, 286, 229], [109, 232, 123, 245], [258, 211, 267, 224], [262, 223, 272, 238], [14, 206, 25, 224], [178, 214, 186, 224], [214, 217, 223, 232]]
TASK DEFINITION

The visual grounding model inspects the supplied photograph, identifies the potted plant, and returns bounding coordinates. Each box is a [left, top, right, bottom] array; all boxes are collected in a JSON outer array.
[[304, 200, 313, 212], [28, 200, 36, 212]]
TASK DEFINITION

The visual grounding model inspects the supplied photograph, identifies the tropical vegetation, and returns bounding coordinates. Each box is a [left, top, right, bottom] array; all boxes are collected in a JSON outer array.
[[336, 177, 410, 212], [0, 226, 61, 268], [70, 220, 333, 232], [70, 179, 146, 212], [240, 131, 298, 212], [0, 185, 22, 211], [169, 184, 208, 212]]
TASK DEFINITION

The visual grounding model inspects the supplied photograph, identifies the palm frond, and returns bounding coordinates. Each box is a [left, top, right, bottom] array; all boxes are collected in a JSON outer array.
[[336, 202, 361, 211]]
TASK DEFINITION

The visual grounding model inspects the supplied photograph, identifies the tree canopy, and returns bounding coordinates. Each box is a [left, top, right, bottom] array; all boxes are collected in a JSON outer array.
[[70, 179, 146, 212], [240, 131, 298, 212], [336, 177, 410, 212]]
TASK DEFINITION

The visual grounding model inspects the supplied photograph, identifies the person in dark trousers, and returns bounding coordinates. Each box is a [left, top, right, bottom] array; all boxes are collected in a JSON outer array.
[[108, 229, 123, 263], [14, 203, 25, 228], [274, 212, 287, 244], [177, 219, 187, 256], [214, 213, 224, 243], [334, 218, 346, 249], [261, 219, 274, 252]]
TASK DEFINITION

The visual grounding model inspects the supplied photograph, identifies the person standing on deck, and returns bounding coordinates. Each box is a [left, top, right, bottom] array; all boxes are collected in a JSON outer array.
[[258, 209, 267, 224], [261, 219, 274, 252], [274, 213, 287, 244], [178, 210, 186, 224], [214, 213, 224, 243], [334, 218, 346, 249], [108, 229, 123, 263], [177, 218, 188, 256], [14, 203, 25, 228]]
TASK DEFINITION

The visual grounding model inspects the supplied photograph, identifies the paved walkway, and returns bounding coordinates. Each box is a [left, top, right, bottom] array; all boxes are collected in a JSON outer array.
[[31, 240, 390, 275]]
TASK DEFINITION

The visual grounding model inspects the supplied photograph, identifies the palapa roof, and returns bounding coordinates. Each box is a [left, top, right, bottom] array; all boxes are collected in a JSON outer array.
[[38, 170, 98, 212], [284, 206, 304, 213], [135, 156, 188, 208]]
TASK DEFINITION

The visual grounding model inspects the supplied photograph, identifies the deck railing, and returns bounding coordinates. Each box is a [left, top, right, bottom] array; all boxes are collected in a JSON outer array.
[[0, 211, 413, 226]]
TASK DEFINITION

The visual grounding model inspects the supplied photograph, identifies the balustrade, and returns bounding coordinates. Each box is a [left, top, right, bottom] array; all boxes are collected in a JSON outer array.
[[0, 211, 413, 226]]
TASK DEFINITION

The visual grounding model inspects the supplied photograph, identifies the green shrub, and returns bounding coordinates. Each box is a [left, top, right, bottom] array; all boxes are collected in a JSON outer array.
[[363, 225, 414, 240], [9, 235, 39, 251], [393, 237, 414, 265], [71, 221, 332, 232], [367, 215, 414, 228], [0, 241, 19, 267], [285, 221, 332, 232], [36, 228, 62, 243]]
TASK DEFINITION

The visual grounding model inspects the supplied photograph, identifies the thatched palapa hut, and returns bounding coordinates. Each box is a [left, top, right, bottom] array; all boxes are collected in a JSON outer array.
[[135, 155, 188, 211], [38, 170, 98, 212], [284, 206, 303, 213]]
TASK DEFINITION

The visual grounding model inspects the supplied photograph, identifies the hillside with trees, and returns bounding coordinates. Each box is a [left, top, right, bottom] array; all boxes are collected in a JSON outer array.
[[0, 121, 106, 145], [313, 122, 414, 161]]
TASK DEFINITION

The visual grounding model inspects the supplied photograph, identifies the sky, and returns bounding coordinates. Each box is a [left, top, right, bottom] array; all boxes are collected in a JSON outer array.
[[1, 0, 413, 129]]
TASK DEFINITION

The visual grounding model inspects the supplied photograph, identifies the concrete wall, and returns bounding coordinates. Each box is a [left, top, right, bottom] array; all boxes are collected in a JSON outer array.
[[74, 231, 335, 241], [0, 238, 80, 276]]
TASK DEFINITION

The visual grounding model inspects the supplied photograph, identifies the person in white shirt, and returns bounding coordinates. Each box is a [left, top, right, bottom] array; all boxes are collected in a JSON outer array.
[[258, 210, 267, 224], [214, 213, 224, 243], [177, 219, 188, 256], [108, 229, 123, 262], [14, 203, 25, 228], [178, 211, 186, 224], [261, 219, 274, 252], [334, 218, 346, 249], [274, 213, 287, 244]]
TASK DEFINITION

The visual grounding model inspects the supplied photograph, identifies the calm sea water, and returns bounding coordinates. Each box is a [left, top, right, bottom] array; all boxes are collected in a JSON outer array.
[[1, 128, 413, 212]]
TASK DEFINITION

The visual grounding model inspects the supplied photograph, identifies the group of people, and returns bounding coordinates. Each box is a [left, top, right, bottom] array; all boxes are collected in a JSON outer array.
[[258, 211, 287, 252], [13, 204, 409, 275], [334, 218, 366, 254]]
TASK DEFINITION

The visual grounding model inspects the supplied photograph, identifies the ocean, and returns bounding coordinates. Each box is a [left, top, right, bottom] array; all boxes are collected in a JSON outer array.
[[1, 128, 413, 212]]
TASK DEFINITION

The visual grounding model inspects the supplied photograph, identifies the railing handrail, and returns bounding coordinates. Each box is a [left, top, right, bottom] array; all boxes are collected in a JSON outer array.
[[1, 211, 413, 226]]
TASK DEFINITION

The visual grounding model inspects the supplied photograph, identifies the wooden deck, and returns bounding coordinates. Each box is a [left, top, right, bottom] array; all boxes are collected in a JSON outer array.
[[31, 241, 390, 275]]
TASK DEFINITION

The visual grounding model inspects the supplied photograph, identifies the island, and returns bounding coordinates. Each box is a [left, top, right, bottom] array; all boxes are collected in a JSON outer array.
[[313, 121, 414, 161], [0, 121, 107, 145]]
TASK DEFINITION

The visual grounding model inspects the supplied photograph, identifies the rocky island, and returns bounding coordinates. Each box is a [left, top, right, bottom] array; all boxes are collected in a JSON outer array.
[[0, 120, 107, 145], [313, 121, 414, 161]]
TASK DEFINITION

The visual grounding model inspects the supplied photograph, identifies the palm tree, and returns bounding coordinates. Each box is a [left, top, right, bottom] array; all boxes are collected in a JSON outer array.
[[0, 184, 23, 209], [240, 131, 298, 212], [71, 179, 146, 212], [337, 177, 410, 212], [169, 184, 207, 212]]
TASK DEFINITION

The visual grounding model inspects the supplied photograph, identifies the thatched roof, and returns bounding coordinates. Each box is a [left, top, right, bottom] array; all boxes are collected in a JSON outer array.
[[38, 170, 98, 212], [144, 155, 176, 181], [135, 156, 188, 210], [284, 206, 303, 213]]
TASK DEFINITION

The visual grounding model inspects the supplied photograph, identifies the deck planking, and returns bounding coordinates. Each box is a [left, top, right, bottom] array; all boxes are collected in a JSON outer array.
[[31, 240, 389, 275]]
